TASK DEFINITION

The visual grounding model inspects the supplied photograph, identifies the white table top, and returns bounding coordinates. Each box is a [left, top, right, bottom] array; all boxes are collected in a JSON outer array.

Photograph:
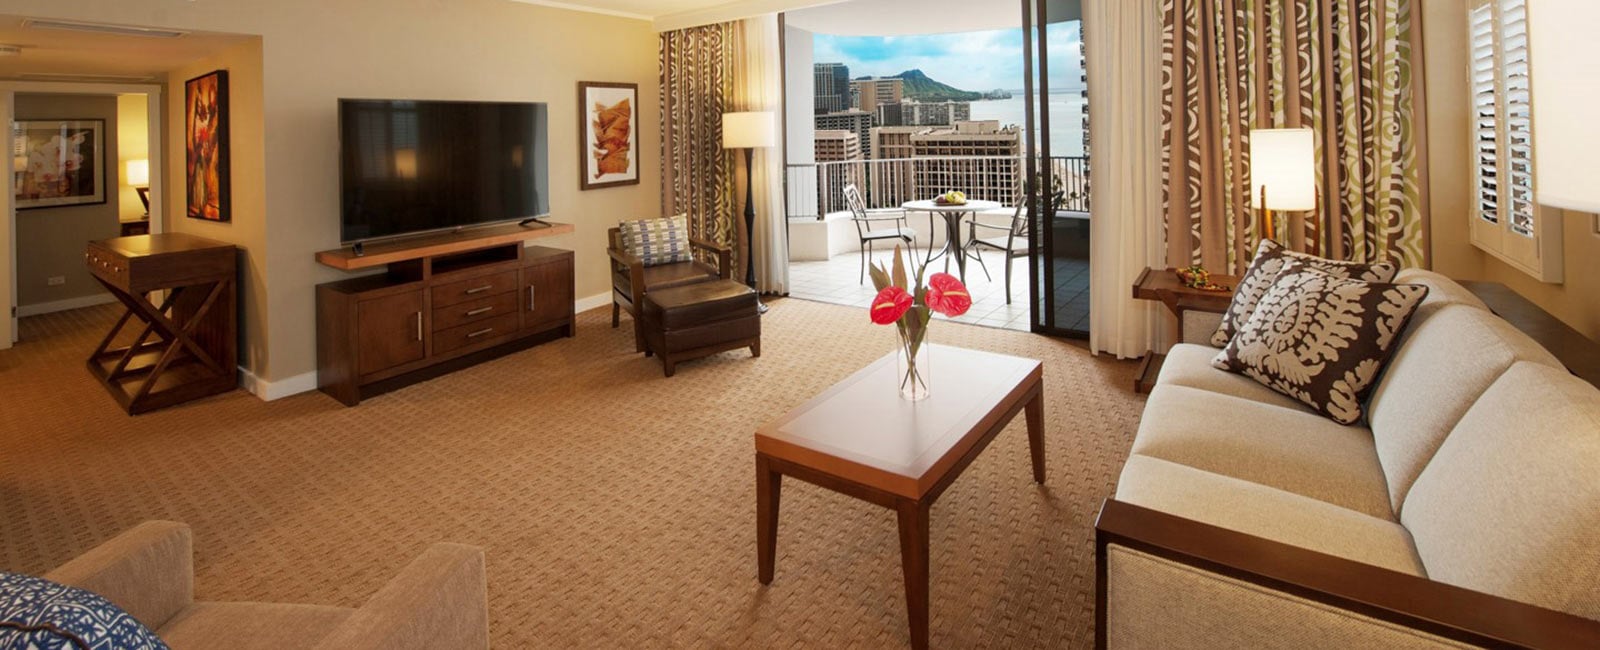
[[900, 199, 1002, 213]]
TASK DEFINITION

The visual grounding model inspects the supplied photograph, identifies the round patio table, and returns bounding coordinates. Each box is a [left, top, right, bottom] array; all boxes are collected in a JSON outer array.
[[900, 199, 1002, 281]]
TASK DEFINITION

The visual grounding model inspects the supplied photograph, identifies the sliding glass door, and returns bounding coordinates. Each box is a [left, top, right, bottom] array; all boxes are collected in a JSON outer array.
[[1021, 0, 1089, 337]]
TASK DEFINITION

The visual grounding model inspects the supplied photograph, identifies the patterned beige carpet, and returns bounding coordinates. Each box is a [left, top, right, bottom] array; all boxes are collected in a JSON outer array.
[[0, 298, 1144, 647]]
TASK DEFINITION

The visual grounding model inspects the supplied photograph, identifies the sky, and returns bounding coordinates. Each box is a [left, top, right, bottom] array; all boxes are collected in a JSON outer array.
[[812, 23, 1085, 94]]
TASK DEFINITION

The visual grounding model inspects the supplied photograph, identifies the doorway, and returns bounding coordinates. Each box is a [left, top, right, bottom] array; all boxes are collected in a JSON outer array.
[[1020, 0, 1090, 337]]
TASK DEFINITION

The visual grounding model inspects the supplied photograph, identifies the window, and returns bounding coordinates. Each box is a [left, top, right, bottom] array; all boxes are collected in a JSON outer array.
[[1467, 0, 1563, 282]]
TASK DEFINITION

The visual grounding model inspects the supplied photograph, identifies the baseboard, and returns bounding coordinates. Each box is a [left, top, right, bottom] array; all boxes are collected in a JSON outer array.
[[17, 293, 117, 317], [238, 367, 318, 402], [241, 292, 612, 402]]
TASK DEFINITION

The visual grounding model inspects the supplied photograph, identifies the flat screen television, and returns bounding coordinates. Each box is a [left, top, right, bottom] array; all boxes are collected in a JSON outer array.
[[338, 99, 549, 243]]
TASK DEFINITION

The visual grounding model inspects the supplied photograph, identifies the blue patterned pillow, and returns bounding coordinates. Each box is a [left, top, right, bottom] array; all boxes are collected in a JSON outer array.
[[0, 572, 168, 650], [619, 215, 694, 267]]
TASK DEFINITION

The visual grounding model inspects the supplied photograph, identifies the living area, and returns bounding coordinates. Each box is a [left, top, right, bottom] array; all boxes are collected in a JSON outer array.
[[1, 1, 1598, 649]]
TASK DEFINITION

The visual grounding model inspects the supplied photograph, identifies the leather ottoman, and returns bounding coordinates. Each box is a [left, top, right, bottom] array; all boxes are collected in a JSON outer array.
[[640, 280, 761, 377]]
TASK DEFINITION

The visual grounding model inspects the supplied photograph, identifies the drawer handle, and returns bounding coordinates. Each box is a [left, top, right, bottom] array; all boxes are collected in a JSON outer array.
[[415, 312, 424, 342], [466, 306, 494, 317], [466, 327, 495, 339], [464, 285, 493, 295], [528, 285, 536, 305]]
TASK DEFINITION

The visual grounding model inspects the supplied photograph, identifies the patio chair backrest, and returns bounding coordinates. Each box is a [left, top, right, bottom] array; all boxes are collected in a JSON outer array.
[[843, 184, 868, 220], [1006, 202, 1028, 238]]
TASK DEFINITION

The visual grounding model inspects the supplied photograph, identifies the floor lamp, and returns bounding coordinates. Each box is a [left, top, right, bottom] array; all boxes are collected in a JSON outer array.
[[722, 111, 776, 297], [1249, 128, 1318, 255]]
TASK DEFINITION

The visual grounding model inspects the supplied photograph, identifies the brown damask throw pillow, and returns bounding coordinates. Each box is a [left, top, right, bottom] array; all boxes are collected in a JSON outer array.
[[1211, 239, 1399, 347], [1212, 264, 1428, 425]]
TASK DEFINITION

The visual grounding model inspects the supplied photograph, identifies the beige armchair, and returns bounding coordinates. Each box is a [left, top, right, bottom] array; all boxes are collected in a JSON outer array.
[[43, 521, 488, 650]]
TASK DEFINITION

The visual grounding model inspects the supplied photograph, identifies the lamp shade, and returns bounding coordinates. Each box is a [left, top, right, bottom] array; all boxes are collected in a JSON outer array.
[[125, 159, 149, 186], [1249, 128, 1317, 211], [1529, 0, 1600, 213], [722, 111, 776, 149]]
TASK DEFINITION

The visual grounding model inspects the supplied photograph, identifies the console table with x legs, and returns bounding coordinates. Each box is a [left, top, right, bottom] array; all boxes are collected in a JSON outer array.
[[84, 233, 238, 415]]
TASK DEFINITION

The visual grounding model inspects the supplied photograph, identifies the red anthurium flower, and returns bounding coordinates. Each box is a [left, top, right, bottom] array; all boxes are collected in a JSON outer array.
[[925, 273, 972, 317], [870, 286, 914, 325]]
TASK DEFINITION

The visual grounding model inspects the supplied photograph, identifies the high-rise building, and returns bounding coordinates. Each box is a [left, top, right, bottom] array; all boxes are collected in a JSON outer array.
[[813, 129, 862, 162], [850, 77, 904, 116], [815, 110, 874, 159], [909, 121, 1023, 205], [877, 100, 971, 127], [813, 129, 864, 208], [813, 62, 850, 115]]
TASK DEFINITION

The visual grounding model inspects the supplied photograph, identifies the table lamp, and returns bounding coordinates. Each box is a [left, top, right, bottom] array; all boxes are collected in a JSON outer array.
[[1529, 0, 1600, 226], [126, 158, 150, 216], [722, 111, 776, 291], [1249, 128, 1317, 252]]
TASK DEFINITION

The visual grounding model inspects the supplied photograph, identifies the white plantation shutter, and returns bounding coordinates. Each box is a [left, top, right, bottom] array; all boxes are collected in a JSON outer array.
[[1465, 0, 1563, 282]]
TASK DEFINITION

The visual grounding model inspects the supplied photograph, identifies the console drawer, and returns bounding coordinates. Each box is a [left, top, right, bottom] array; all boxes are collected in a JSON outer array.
[[431, 270, 517, 308], [432, 291, 518, 331], [432, 313, 519, 354]]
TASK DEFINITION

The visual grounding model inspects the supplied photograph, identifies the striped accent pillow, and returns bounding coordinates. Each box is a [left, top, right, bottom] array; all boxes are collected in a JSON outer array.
[[620, 215, 693, 267]]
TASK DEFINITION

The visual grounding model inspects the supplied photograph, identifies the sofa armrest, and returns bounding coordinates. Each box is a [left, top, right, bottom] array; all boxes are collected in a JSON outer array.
[[43, 521, 194, 631], [1094, 499, 1600, 649], [313, 543, 488, 650], [689, 237, 733, 280]]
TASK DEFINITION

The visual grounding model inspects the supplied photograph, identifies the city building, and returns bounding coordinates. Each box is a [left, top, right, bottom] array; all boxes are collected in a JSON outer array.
[[813, 129, 864, 210], [876, 100, 972, 127], [814, 109, 874, 159], [849, 77, 903, 116], [910, 121, 1023, 205], [813, 62, 850, 115]]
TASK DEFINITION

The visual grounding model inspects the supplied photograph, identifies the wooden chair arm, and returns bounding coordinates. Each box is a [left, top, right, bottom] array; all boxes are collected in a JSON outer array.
[[1094, 499, 1600, 649], [690, 237, 733, 280], [606, 246, 643, 271]]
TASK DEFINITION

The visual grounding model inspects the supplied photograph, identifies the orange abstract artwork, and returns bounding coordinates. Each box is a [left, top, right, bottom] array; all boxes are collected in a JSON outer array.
[[591, 98, 631, 178], [185, 70, 230, 222]]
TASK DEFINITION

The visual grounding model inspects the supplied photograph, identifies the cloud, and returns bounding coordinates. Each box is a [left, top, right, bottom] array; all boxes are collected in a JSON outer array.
[[814, 24, 1085, 92]]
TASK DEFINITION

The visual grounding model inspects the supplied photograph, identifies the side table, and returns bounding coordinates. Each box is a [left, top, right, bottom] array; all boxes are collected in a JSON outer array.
[[1130, 267, 1239, 394], [85, 233, 238, 414]]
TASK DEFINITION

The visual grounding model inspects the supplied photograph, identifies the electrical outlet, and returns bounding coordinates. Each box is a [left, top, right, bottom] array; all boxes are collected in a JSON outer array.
[[46, 276, 66, 287]]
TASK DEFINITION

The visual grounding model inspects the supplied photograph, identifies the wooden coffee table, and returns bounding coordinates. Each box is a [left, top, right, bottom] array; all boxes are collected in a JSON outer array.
[[755, 344, 1045, 649]]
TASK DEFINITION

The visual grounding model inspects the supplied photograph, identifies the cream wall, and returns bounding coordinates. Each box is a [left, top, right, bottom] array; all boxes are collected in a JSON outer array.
[[1421, 0, 1600, 340], [115, 94, 148, 220], [10, 0, 662, 386]]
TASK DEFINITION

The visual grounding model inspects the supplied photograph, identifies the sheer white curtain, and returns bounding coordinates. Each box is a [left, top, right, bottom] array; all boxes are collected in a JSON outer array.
[[736, 14, 789, 295], [1084, 0, 1166, 358]]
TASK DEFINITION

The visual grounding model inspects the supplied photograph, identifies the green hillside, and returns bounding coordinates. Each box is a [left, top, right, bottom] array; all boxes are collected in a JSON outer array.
[[892, 69, 983, 102]]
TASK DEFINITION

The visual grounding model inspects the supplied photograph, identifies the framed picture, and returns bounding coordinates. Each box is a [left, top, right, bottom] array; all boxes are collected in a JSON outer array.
[[579, 81, 639, 191], [186, 69, 231, 222], [12, 119, 106, 210]]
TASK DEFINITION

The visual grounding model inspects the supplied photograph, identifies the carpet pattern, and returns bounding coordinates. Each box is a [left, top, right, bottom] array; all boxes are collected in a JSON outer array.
[[0, 298, 1145, 647]]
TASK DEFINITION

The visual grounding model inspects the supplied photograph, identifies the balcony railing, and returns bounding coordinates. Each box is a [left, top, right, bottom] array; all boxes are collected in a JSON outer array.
[[785, 155, 1090, 220]]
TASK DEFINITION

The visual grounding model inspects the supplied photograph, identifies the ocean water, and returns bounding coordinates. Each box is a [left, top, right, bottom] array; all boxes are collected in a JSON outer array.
[[968, 89, 1088, 158]]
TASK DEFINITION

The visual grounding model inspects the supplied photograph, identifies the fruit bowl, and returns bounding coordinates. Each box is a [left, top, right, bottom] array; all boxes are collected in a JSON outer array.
[[933, 191, 968, 206]]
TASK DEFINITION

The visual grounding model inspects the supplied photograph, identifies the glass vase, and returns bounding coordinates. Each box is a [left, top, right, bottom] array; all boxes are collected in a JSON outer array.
[[896, 327, 931, 401]]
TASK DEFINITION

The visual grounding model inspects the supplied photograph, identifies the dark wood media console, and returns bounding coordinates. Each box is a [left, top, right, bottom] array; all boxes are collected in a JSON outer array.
[[316, 225, 575, 406]]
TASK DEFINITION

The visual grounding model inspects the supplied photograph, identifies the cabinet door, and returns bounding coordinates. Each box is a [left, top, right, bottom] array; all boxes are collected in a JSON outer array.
[[356, 291, 426, 376], [522, 258, 573, 330]]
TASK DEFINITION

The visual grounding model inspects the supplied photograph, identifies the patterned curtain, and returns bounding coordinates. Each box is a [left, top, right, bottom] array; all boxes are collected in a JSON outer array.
[[660, 22, 740, 265], [1160, 0, 1428, 274]]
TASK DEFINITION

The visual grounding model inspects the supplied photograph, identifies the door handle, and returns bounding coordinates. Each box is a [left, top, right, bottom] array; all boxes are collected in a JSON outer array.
[[465, 285, 493, 295], [466, 327, 495, 339], [414, 311, 423, 342], [466, 306, 494, 317], [527, 285, 536, 308]]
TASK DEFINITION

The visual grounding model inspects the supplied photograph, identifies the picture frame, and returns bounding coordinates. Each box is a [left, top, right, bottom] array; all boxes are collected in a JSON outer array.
[[12, 119, 106, 210], [186, 69, 231, 222], [578, 81, 639, 191]]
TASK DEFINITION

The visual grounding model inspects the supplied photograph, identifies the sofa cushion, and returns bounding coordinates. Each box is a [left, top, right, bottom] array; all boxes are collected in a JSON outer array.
[[159, 602, 353, 650], [1116, 455, 1426, 575], [1392, 268, 1489, 313], [1367, 305, 1564, 514], [1131, 385, 1395, 519], [1402, 362, 1600, 622], [1211, 239, 1398, 347], [618, 215, 693, 267], [1213, 265, 1428, 425], [0, 572, 169, 649], [1157, 343, 1307, 411]]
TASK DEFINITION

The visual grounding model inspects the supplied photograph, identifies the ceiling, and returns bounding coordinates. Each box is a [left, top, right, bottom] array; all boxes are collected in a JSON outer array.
[[786, 0, 1081, 36], [0, 15, 255, 82]]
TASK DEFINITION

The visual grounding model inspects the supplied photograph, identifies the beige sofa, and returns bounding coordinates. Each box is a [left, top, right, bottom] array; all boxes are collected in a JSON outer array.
[[1098, 269, 1600, 648], [44, 521, 489, 649]]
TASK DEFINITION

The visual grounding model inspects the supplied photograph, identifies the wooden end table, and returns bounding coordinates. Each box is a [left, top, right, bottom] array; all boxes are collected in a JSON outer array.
[[754, 344, 1045, 649], [1130, 267, 1239, 394]]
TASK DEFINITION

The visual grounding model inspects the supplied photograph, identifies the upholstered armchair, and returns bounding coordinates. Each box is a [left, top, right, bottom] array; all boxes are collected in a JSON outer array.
[[607, 226, 732, 352], [44, 521, 489, 650]]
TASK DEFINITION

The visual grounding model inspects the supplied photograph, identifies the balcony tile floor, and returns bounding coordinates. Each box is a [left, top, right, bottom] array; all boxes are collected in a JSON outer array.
[[787, 248, 1091, 333]]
